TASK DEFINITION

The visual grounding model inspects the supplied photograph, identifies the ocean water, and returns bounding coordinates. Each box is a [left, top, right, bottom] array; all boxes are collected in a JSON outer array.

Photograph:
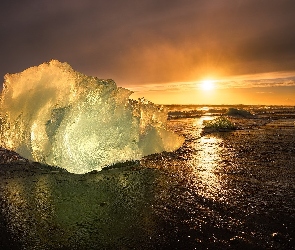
[[0, 105, 295, 249]]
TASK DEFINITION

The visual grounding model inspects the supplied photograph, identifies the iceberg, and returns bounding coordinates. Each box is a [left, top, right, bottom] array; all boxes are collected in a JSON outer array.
[[0, 60, 184, 174]]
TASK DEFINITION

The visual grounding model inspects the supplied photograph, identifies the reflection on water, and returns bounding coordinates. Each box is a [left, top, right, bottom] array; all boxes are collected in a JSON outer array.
[[190, 135, 223, 200], [169, 117, 225, 200], [34, 176, 54, 221], [1, 167, 161, 249]]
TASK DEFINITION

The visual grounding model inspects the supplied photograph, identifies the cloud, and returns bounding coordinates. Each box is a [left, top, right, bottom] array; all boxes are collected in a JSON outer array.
[[220, 72, 295, 89], [1, 0, 295, 89], [125, 71, 295, 94]]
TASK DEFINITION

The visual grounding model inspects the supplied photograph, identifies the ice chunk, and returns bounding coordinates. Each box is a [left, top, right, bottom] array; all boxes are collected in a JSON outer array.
[[0, 60, 184, 174], [226, 108, 254, 118]]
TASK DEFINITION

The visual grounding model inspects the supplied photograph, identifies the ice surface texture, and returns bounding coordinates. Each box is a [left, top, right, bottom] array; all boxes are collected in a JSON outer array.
[[0, 60, 184, 174]]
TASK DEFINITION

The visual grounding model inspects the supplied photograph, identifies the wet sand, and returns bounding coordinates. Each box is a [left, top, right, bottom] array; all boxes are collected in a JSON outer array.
[[0, 116, 295, 249]]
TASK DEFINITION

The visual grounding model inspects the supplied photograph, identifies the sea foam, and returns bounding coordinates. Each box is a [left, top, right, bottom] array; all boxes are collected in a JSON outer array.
[[0, 60, 184, 173]]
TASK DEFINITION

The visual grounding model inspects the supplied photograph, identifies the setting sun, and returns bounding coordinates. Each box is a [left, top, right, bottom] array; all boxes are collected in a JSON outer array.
[[200, 79, 215, 91]]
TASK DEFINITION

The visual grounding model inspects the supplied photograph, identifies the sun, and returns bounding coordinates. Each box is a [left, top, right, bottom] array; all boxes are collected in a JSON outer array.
[[200, 79, 215, 91]]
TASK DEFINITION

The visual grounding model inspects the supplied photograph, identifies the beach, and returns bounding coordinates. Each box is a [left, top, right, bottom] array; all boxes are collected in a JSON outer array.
[[0, 105, 295, 249]]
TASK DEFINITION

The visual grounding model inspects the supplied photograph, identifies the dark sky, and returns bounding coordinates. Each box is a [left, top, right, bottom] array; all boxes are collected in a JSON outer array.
[[1, 0, 295, 90]]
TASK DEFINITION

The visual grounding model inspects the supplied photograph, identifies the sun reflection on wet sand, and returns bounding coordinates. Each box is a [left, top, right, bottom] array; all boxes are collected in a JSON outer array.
[[188, 119, 224, 200]]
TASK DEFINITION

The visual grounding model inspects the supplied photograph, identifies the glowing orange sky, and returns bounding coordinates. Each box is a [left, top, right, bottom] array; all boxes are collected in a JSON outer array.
[[1, 1, 295, 104], [128, 71, 295, 105]]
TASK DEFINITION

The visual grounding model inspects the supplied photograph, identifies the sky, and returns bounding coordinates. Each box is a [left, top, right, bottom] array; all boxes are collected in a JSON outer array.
[[1, 0, 295, 105]]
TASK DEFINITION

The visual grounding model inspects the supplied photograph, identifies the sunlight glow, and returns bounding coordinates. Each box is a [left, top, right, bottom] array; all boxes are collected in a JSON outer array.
[[200, 79, 215, 91]]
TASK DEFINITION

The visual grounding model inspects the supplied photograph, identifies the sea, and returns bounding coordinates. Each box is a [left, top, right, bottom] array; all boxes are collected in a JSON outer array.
[[0, 105, 295, 249]]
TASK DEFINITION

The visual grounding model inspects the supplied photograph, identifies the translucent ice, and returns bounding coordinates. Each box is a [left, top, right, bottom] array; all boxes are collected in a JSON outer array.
[[0, 60, 184, 174]]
